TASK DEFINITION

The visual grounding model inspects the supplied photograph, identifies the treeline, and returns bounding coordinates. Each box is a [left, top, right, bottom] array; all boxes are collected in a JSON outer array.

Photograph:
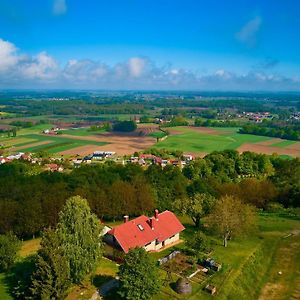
[[160, 116, 189, 127], [0, 150, 299, 238], [1, 100, 145, 116], [194, 118, 242, 127], [239, 124, 300, 141]]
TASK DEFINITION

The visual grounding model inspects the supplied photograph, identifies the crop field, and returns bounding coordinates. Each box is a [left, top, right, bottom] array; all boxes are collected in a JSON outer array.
[[153, 126, 300, 157], [12, 134, 109, 154], [0, 123, 157, 156]]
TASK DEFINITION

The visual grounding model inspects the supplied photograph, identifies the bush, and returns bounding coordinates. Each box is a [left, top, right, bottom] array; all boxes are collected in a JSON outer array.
[[265, 202, 285, 213], [113, 120, 137, 132], [0, 233, 21, 271]]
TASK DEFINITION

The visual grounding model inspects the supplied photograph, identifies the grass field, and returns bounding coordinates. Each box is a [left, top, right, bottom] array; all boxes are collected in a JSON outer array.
[[153, 126, 272, 154], [152, 126, 300, 157], [61, 127, 106, 136], [1, 124, 109, 154], [271, 140, 297, 148]]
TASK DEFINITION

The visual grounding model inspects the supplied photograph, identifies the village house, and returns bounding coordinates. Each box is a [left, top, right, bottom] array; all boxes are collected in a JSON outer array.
[[104, 210, 185, 253]]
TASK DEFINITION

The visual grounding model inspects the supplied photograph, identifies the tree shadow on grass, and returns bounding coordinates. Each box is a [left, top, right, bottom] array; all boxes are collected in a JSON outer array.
[[4, 255, 36, 299], [91, 274, 114, 288]]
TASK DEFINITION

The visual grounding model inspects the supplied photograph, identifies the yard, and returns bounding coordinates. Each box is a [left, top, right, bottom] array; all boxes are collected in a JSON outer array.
[[0, 214, 299, 300]]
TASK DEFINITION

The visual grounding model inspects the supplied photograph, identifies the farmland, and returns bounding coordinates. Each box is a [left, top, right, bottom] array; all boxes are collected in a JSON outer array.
[[154, 126, 300, 158], [1, 123, 300, 157]]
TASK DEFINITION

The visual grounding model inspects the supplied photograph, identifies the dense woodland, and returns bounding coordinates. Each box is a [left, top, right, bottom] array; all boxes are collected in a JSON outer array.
[[0, 150, 299, 238]]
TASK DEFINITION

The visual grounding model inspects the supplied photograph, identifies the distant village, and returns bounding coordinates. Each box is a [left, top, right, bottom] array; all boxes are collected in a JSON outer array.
[[0, 149, 194, 172]]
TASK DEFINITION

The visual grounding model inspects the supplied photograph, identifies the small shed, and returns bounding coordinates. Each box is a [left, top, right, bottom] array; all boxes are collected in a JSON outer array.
[[175, 278, 192, 295], [205, 284, 217, 295]]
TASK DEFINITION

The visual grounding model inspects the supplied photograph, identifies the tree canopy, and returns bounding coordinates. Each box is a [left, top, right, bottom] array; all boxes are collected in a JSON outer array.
[[56, 196, 103, 283], [207, 196, 256, 247], [118, 248, 161, 300]]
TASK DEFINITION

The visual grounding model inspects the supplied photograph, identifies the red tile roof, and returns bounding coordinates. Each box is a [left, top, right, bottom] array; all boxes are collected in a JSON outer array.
[[107, 210, 185, 253]]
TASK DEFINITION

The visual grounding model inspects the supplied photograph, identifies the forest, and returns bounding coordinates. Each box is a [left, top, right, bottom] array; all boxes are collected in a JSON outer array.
[[0, 150, 299, 238]]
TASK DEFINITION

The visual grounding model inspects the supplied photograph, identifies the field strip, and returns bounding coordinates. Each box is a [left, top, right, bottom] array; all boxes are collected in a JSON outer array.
[[256, 138, 283, 146], [238, 143, 300, 158], [0, 138, 36, 147], [54, 133, 109, 142], [283, 141, 300, 150], [13, 140, 52, 151]]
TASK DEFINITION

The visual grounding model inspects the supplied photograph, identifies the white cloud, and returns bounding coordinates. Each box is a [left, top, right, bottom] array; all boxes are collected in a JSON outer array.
[[236, 16, 262, 47], [53, 0, 67, 15], [127, 57, 147, 78], [20, 52, 59, 80], [0, 38, 299, 90], [0, 39, 19, 72]]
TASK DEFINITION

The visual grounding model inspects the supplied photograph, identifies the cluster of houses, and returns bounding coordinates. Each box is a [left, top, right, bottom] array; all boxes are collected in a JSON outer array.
[[0, 152, 32, 164], [0, 152, 64, 172], [128, 153, 194, 168], [72, 151, 194, 169], [236, 111, 273, 123], [290, 112, 300, 121]]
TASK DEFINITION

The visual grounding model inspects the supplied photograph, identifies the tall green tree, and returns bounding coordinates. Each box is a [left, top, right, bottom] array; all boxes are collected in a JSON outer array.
[[30, 229, 70, 300], [0, 232, 20, 271], [56, 196, 103, 283], [118, 248, 161, 300], [207, 196, 256, 247], [174, 193, 216, 227]]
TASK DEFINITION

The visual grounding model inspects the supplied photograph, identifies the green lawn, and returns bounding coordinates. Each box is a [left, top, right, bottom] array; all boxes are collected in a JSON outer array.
[[153, 214, 300, 300], [153, 126, 272, 153], [148, 131, 167, 139]]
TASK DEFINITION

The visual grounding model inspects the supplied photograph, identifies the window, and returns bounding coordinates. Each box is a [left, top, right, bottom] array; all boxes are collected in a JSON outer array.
[[137, 224, 144, 231]]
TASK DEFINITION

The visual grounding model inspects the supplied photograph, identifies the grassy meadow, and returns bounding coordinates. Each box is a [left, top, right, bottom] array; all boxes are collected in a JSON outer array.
[[153, 126, 272, 153], [152, 126, 299, 156]]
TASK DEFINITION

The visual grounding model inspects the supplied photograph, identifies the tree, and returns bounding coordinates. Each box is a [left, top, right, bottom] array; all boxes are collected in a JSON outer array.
[[30, 229, 70, 300], [207, 196, 256, 247], [56, 196, 103, 283], [113, 120, 137, 132], [118, 248, 161, 300], [187, 231, 210, 255], [174, 193, 216, 227], [0, 232, 21, 271]]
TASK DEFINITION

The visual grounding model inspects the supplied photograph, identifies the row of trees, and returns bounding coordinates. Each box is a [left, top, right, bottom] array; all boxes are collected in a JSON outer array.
[[0, 151, 299, 238], [194, 118, 242, 128], [239, 124, 300, 141]]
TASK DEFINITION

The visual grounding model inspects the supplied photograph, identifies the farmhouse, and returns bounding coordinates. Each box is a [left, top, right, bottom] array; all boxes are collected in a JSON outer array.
[[104, 210, 185, 253]]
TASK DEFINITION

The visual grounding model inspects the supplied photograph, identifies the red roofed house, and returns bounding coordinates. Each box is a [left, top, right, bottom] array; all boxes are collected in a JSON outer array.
[[104, 210, 185, 253]]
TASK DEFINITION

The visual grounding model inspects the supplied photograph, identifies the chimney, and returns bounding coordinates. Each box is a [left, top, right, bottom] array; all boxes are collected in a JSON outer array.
[[149, 217, 154, 230], [123, 215, 129, 223], [154, 209, 159, 220]]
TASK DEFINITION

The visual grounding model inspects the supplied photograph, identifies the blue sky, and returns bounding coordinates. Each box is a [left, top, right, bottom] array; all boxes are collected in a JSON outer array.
[[0, 0, 299, 90]]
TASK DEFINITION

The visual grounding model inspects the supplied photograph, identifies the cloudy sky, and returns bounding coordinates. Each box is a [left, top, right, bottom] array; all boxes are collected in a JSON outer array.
[[0, 0, 300, 90]]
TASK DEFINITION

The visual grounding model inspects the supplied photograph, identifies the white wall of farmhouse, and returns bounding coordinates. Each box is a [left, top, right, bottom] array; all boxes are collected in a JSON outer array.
[[143, 233, 180, 252]]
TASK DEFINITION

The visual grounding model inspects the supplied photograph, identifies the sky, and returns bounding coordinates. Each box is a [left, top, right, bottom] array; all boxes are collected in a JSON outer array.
[[0, 0, 300, 90]]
